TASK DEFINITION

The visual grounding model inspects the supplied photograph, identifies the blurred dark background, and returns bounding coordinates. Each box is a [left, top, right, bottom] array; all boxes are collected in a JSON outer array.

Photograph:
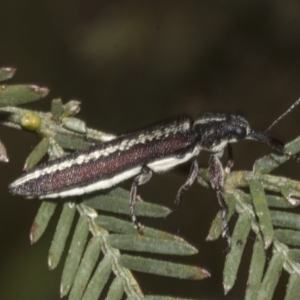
[[1, 1, 300, 299]]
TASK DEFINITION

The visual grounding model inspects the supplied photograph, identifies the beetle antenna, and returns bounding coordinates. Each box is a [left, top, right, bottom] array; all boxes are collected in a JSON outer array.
[[266, 98, 300, 132]]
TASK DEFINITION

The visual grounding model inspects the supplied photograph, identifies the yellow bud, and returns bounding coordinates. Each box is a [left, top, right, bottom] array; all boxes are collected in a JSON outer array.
[[21, 113, 41, 131]]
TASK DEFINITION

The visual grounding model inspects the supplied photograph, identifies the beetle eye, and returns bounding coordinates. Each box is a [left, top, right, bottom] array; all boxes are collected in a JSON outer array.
[[235, 127, 246, 139]]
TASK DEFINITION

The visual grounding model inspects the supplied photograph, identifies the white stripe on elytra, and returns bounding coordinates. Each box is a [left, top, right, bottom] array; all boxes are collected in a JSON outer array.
[[39, 166, 142, 198], [147, 145, 200, 173], [193, 116, 226, 125], [194, 114, 248, 126], [39, 145, 200, 198], [11, 120, 191, 188]]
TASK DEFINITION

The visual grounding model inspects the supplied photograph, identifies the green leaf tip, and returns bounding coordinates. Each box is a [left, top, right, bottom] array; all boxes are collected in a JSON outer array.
[[51, 98, 64, 121], [81, 255, 112, 300], [24, 138, 50, 171], [250, 179, 274, 249], [256, 252, 283, 300], [223, 212, 251, 294], [271, 210, 300, 231], [245, 235, 266, 300], [60, 216, 90, 297], [285, 274, 300, 300], [0, 67, 16, 81], [0, 139, 8, 162], [68, 236, 102, 300], [281, 186, 300, 206], [51, 99, 86, 134], [48, 202, 76, 270], [105, 277, 124, 300], [54, 133, 91, 151], [108, 234, 198, 256], [120, 255, 210, 280], [30, 201, 57, 244], [275, 229, 300, 247], [206, 194, 235, 241], [0, 84, 49, 106], [62, 117, 87, 134], [63, 100, 81, 117]]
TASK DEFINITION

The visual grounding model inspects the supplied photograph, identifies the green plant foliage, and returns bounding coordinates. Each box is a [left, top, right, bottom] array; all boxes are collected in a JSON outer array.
[[245, 235, 266, 300], [0, 67, 16, 82], [30, 201, 57, 244], [48, 201, 77, 270], [2, 70, 300, 299], [223, 212, 252, 293], [24, 138, 50, 171], [198, 136, 300, 299], [249, 180, 274, 248], [0, 84, 49, 106], [0, 87, 206, 299]]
